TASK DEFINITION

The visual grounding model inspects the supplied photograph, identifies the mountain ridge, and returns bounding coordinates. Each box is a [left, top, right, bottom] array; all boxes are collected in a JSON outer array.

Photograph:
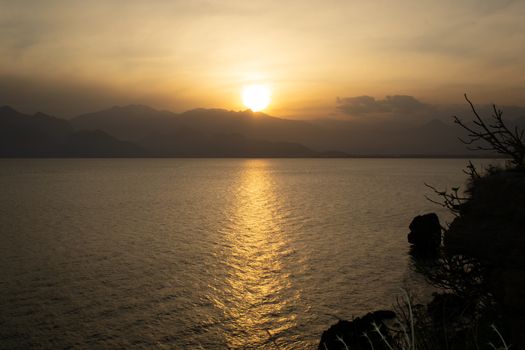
[[1, 105, 335, 158], [1, 103, 507, 157]]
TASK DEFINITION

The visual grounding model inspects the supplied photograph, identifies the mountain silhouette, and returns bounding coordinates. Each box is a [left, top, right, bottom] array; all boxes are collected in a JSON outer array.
[[0, 106, 144, 157], [1, 105, 331, 157], [72, 105, 180, 141], [72, 105, 474, 156], [72, 106, 343, 156], [62, 130, 144, 157], [1, 106, 72, 156], [72, 106, 329, 150], [140, 126, 319, 157], [2, 103, 506, 157]]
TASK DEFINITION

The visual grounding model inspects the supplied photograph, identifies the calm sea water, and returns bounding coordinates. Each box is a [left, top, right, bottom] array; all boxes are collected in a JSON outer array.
[[0, 158, 496, 349]]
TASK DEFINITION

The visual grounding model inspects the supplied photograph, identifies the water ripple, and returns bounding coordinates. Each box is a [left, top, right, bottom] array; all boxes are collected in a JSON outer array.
[[0, 158, 483, 349]]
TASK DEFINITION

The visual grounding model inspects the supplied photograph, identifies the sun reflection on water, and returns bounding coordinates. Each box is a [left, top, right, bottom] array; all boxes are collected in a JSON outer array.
[[213, 159, 297, 349]]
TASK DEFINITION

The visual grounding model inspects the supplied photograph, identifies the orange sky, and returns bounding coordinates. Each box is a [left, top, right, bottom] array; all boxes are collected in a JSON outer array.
[[1, 0, 524, 118]]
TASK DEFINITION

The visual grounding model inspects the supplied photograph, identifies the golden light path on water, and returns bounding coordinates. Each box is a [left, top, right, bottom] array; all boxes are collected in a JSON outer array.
[[211, 160, 298, 349], [0, 159, 483, 349]]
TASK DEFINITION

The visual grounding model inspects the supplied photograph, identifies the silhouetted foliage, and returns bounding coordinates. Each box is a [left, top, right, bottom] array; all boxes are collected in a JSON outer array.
[[318, 310, 396, 350], [405, 96, 525, 348], [412, 253, 487, 299], [419, 97, 525, 349], [322, 95, 522, 349]]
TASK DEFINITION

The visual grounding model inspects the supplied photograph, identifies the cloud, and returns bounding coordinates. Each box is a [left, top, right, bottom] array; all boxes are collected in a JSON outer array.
[[336, 94, 525, 125], [336, 95, 432, 116]]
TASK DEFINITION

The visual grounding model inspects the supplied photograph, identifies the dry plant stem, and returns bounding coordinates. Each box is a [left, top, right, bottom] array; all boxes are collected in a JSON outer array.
[[363, 332, 376, 350], [488, 324, 510, 350], [336, 335, 349, 350]]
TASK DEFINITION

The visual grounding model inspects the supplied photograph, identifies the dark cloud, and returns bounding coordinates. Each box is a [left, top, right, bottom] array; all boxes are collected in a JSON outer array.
[[336, 95, 432, 116], [336, 94, 525, 126]]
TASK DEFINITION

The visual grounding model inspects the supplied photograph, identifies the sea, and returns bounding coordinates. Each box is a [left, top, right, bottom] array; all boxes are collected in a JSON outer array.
[[0, 158, 498, 349]]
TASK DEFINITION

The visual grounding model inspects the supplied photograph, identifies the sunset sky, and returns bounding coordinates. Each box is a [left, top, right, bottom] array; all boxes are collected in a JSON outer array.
[[1, 0, 524, 118]]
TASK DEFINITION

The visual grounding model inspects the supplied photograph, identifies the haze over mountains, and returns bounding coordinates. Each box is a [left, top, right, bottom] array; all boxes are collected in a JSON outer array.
[[2, 104, 525, 157]]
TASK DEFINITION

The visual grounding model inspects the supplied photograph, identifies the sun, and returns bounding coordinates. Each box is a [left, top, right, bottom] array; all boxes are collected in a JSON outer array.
[[242, 84, 271, 112]]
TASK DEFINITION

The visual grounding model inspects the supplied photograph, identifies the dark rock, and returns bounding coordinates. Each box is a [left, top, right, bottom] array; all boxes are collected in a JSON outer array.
[[318, 310, 395, 350], [407, 213, 441, 250]]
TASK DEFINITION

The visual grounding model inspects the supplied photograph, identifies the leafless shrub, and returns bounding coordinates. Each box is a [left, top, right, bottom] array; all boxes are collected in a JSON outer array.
[[454, 94, 525, 167]]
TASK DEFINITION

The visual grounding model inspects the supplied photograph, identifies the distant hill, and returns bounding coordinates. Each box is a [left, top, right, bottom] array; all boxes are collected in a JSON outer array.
[[0, 106, 144, 157], [0, 106, 73, 156], [72, 105, 181, 141], [3, 103, 512, 157], [72, 105, 477, 156], [0, 105, 328, 157], [72, 106, 331, 151], [72, 106, 343, 156], [140, 127, 319, 157], [513, 115, 525, 129], [62, 130, 144, 157]]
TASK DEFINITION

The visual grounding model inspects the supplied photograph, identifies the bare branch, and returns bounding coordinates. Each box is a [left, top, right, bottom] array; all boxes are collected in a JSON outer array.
[[453, 94, 525, 167], [424, 183, 467, 217]]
